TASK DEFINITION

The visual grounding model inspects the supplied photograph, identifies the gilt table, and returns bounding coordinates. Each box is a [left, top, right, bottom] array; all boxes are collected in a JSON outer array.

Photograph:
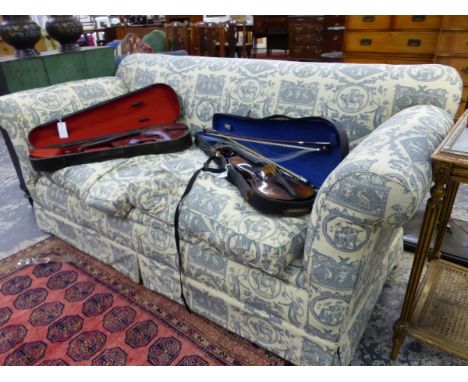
[[391, 110, 468, 361]]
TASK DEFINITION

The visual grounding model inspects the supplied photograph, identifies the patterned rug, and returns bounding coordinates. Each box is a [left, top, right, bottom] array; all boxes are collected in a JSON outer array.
[[0, 237, 287, 366]]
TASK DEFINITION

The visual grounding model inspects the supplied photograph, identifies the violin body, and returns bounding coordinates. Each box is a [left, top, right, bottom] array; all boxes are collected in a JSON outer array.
[[195, 113, 349, 216], [28, 84, 192, 172]]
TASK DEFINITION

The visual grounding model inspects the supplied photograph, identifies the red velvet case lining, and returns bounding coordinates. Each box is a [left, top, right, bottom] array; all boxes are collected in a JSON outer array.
[[28, 84, 181, 151]]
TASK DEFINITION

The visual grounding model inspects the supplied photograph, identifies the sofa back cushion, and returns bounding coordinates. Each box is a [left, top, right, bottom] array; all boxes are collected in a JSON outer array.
[[116, 54, 462, 149]]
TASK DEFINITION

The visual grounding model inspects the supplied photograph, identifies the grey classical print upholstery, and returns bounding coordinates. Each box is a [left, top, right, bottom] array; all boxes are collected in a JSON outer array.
[[0, 54, 462, 365], [116, 54, 461, 148]]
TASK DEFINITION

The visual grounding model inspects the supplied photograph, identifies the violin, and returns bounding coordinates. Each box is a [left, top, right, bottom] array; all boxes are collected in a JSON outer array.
[[76, 124, 187, 152], [209, 142, 317, 203], [30, 123, 188, 158]]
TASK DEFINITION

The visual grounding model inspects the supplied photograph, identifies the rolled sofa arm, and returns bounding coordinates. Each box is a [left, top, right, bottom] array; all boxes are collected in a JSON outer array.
[[0, 77, 129, 198], [301, 105, 453, 346]]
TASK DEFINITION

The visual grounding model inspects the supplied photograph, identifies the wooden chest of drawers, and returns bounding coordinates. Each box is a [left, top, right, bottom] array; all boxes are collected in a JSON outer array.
[[346, 15, 392, 30], [436, 57, 468, 84], [289, 17, 323, 34], [391, 15, 442, 30], [435, 16, 468, 118], [345, 15, 442, 30], [288, 15, 344, 61], [344, 31, 438, 54], [289, 16, 323, 59], [253, 15, 345, 61], [343, 15, 440, 64], [437, 31, 468, 54]]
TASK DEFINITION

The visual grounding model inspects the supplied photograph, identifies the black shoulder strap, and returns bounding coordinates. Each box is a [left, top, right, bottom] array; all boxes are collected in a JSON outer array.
[[174, 156, 225, 312]]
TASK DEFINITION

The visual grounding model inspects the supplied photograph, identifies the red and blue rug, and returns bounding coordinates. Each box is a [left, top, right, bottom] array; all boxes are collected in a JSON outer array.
[[0, 237, 287, 366]]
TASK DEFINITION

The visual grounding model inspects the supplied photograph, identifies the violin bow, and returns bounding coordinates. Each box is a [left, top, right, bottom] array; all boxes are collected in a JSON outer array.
[[201, 129, 331, 152], [202, 133, 310, 184]]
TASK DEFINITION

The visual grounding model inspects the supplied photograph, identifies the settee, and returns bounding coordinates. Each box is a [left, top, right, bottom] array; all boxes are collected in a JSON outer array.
[[0, 54, 462, 365]]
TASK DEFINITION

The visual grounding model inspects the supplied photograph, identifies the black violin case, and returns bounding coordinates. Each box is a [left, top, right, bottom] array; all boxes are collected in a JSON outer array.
[[194, 114, 349, 216], [28, 84, 192, 172]]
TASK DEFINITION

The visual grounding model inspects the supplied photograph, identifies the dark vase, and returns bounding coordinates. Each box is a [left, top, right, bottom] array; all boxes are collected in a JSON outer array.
[[46, 15, 83, 52], [0, 15, 41, 58]]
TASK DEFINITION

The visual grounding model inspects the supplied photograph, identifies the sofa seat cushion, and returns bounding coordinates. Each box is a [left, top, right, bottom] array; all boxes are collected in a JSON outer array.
[[45, 158, 131, 217], [127, 148, 309, 276], [43, 151, 199, 218], [41, 146, 308, 276]]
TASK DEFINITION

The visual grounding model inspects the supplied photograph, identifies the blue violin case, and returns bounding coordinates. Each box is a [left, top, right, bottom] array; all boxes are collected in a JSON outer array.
[[194, 113, 349, 216]]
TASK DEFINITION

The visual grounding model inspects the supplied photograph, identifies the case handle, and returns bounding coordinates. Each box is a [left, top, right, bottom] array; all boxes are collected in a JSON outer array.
[[360, 38, 373, 46], [407, 39, 421, 47], [412, 16, 426, 22], [362, 16, 375, 22]]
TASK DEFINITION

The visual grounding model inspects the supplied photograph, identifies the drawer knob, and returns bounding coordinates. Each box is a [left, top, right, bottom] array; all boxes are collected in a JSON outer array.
[[360, 38, 372, 46], [407, 39, 421, 47], [362, 16, 375, 22], [412, 16, 426, 22], [461, 66, 468, 74]]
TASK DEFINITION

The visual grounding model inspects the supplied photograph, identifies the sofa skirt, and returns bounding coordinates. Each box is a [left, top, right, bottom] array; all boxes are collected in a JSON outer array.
[[33, 195, 401, 365]]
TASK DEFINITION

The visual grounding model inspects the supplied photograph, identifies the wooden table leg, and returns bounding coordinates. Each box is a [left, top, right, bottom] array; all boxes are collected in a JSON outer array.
[[429, 180, 460, 260], [390, 161, 451, 359]]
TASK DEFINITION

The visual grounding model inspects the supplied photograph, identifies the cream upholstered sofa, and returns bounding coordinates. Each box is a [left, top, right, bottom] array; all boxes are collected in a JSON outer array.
[[0, 54, 462, 365]]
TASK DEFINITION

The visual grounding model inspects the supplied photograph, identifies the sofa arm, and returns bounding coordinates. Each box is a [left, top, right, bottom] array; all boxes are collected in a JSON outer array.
[[0, 77, 129, 197], [302, 105, 453, 342]]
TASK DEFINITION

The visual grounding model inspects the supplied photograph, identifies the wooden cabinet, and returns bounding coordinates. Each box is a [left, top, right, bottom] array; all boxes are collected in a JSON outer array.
[[253, 16, 344, 61], [344, 15, 468, 118], [344, 31, 438, 55], [435, 16, 468, 118], [288, 16, 323, 60], [343, 15, 439, 64], [437, 31, 468, 54], [346, 15, 391, 30], [391, 15, 442, 30], [288, 16, 345, 61], [440, 16, 468, 28], [435, 57, 468, 83]]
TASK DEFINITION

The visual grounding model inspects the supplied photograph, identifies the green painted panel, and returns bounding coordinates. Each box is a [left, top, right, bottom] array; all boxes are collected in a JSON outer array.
[[82, 47, 116, 78], [44, 51, 88, 84], [43, 47, 115, 84], [0, 47, 116, 95], [0, 57, 49, 93]]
